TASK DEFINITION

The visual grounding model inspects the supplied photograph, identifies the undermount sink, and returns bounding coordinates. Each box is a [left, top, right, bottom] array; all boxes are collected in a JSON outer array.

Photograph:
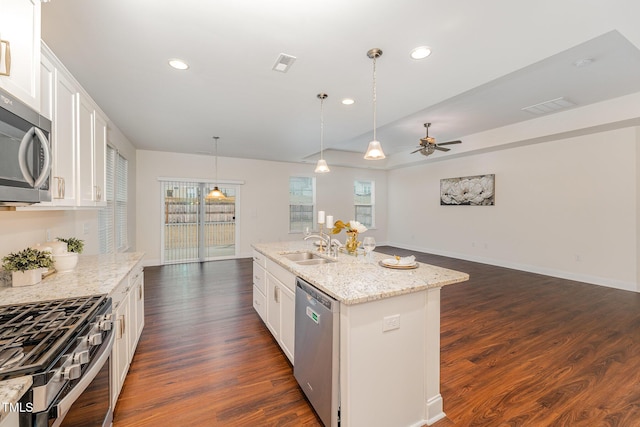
[[280, 252, 336, 265], [295, 258, 336, 266]]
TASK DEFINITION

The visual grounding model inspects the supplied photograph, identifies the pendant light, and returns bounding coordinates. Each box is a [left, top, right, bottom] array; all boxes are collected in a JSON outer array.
[[207, 136, 226, 199], [314, 93, 330, 173], [364, 48, 386, 160]]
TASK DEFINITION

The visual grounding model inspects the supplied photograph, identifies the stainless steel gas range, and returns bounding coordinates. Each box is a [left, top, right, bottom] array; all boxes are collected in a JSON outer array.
[[0, 295, 114, 427]]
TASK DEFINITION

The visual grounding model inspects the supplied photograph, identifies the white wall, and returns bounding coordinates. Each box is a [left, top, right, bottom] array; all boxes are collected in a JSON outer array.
[[136, 150, 388, 265], [388, 126, 638, 291]]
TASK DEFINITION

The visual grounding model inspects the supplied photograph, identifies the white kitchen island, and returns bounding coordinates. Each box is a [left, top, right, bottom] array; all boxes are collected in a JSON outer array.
[[252, 242, 469, 427]]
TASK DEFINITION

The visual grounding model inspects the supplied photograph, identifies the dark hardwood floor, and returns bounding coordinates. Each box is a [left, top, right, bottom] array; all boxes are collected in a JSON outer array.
[[114, 247, 640, 426]]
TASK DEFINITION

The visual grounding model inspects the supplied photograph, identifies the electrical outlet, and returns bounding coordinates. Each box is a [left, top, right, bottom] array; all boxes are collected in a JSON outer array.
[[383, 314, 400, 332], [45, 229, 52, 242]]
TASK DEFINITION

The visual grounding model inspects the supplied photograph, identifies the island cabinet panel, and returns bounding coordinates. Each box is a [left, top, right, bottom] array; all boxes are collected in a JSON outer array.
[[339, 288, 444, 427], [254, 258, 296, 364], [252, 253, 267, 322]]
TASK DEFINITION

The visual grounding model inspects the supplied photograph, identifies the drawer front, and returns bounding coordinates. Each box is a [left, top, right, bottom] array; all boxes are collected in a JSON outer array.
[[253, 285, 266, 322], [252, 250, 266, 268], [253, 262, 266, 294], [266, 259, 295, 292]]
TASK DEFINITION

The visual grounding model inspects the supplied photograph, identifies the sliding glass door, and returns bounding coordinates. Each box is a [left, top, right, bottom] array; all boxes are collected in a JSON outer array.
[[161, 180, 238, 264]]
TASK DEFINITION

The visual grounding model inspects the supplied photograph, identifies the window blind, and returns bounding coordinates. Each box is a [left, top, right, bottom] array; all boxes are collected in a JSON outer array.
[[98, 145, 128, 253]]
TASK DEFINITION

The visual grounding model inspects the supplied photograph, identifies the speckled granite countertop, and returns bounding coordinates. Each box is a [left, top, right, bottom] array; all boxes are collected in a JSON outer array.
[[0, 252, 145, 305], [0, 252, 144, 423], [252, 242, 469, 305]]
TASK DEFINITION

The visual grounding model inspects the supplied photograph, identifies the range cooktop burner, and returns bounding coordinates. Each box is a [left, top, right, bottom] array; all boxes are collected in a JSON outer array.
[[0, 295, 107, 379]]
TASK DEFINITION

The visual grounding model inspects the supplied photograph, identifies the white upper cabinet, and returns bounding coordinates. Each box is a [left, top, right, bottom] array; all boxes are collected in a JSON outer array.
[[50, 52, 78, 206], [77, 93, 107, 207], [39, 44, 52, 119], [22, 43, 109, 209], [93, 110, 107, 207], [0, 0, 41, 111]]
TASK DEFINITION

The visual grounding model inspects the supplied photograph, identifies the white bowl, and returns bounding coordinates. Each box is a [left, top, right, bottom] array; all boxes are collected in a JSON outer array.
[[53, 252, 78, 272]]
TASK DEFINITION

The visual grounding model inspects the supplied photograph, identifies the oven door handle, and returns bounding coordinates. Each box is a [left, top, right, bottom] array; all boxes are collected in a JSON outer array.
[[50, 330, 115, 427]]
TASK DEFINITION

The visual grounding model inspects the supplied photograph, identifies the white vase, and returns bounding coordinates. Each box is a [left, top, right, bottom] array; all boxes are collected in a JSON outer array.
[[12, 269, 42, 287], [53, 252, 79, 272]]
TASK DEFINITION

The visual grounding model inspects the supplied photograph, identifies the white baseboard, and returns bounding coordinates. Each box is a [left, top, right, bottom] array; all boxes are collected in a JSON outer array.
[[386, 241, 638, 293]]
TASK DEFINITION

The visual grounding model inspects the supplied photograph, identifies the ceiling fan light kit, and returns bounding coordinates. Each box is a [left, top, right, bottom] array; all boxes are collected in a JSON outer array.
[[364, 48, 386, 160], [410, 122, 462, 157], [314, 93, 330, 173]]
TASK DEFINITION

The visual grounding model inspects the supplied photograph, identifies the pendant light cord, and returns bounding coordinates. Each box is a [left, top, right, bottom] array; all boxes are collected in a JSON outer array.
[[320, 96, 325, 160], [372, 54, 377, 142], [213, 136, 219, 185]]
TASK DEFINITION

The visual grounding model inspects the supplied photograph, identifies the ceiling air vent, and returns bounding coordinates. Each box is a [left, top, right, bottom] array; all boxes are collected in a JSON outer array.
[[272, 53, 297, 73], [521, 97, 576, 115]]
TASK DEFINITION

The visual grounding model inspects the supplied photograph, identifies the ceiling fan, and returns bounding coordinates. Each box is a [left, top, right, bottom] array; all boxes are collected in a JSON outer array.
[[410, 123, 462, 156]]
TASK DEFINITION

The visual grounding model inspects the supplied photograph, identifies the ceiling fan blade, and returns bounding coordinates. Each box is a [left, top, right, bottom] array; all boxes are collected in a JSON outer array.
[[410, 148, 422, 154], [434, 146, 451, 152], [437, 140, 462, 146]]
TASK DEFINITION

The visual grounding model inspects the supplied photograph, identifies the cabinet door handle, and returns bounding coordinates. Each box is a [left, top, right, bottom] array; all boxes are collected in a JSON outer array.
[[54, 177, 61, 199], [274, 286, 280, 303], [117, 315, 125, 338], [0, 39, 10, 76]]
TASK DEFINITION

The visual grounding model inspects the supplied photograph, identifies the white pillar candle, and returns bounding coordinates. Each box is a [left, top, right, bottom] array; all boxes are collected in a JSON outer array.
[[318, 210, 325, 224], [326, 215, 334, 228]]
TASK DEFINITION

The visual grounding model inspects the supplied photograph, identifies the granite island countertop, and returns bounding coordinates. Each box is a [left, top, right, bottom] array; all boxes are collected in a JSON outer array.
[[252, 241, 469, 305], [0, 252, 144, 423]]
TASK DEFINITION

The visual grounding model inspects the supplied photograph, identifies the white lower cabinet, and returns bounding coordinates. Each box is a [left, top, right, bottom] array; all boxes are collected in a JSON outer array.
[[111, 287, 130, 406], [279, 283, 295, 361], [254, 255, 296, 364], [110, 262, 145, 407], [252, 257, 266, 322]]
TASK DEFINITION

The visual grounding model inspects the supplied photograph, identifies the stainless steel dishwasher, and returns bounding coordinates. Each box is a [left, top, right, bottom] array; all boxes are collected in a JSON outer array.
[[294, 277, 340, 427]]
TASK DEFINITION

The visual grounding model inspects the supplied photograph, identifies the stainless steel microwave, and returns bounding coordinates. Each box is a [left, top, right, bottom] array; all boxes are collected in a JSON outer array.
[[0, 87, 52, 207]]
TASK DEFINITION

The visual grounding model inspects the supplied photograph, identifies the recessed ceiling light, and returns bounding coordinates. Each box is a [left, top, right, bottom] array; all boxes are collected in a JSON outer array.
[[168, 59, 189, 70], [410, 46, 432, 60], [341, 98, 355, 105]]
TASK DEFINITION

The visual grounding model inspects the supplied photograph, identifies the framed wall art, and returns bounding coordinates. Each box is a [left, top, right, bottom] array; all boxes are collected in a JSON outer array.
[[440, 174, 495, 206]]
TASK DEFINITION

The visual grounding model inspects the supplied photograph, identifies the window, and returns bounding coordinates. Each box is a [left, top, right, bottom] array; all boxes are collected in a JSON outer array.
[[99, 146, 128, 253], [289, 176, 315, 232], [354, 180, 374, 228]]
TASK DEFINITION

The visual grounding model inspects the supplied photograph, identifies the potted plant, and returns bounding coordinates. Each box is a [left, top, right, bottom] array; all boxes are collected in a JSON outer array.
[[54, 237, 84, 272], [56, 237, 85, 253], [2, 247, 53, 287]]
